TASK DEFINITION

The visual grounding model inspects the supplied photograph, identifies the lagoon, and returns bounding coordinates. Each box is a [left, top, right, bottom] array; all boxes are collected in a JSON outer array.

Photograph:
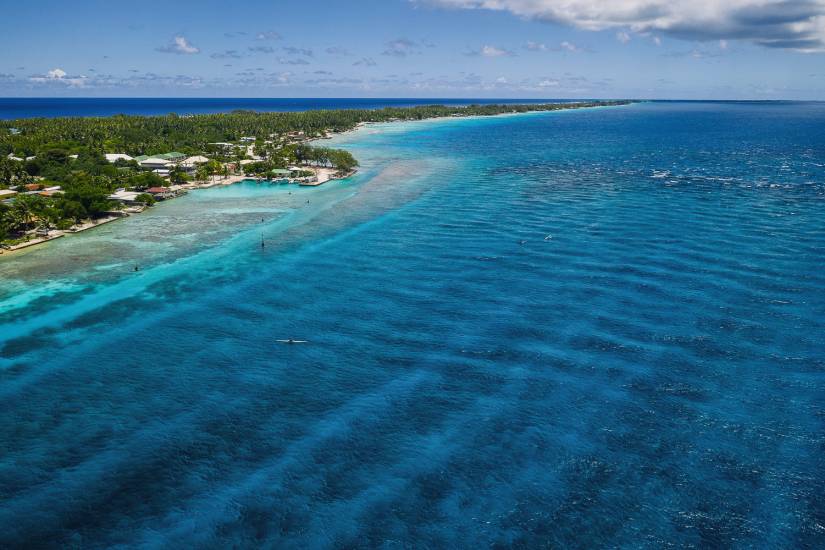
[[1, 101, 824, 547]]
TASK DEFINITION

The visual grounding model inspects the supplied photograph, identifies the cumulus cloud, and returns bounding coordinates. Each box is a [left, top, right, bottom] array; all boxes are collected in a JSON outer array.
[[249, 45, 276, 54], [211, 50, 243, 59], [326, 46, 351, 55], [417, 0, 825, 51], [382, 38, 420, 57], [278, 57, 311, 65], [256, 31, 281, 41], [467, 45, 515, 56], [485, 44, 514, 56], [283, 46, 313, 57], [157, 36, 200, 55], [354, 57, 378, 66], [28, 68, 87, 87]]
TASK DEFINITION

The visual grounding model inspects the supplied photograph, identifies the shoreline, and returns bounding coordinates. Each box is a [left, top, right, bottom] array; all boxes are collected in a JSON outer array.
[[325, 100, 634, 141], [0, 102, 625, 259]]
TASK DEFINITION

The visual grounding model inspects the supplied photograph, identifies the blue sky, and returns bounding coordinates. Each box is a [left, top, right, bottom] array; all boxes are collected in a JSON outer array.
[[1, 0, 824, 99]]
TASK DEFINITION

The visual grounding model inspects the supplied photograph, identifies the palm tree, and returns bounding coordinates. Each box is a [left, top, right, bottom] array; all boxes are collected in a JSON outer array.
[[12, 198, 33, 231], [195, 166, 209, 183], [169, 167, 188, 184]]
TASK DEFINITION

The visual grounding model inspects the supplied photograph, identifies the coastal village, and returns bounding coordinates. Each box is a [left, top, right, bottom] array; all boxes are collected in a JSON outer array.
[[1, 102, 624, 255], [0, 127, 356, 254]]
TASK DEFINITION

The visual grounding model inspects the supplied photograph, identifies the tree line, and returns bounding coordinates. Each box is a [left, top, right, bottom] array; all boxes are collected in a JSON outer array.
[[1, 101, 629, 243]]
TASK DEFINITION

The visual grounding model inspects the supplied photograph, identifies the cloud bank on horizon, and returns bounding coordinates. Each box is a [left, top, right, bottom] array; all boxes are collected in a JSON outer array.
[[420, 0, 825, 51]]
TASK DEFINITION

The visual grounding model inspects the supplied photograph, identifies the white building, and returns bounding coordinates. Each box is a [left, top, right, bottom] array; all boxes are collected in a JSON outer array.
[[181, 155, 210, 169], [108, 190, 142, 203], [138, 157, 171, 170], [105, 153, 134, 163]]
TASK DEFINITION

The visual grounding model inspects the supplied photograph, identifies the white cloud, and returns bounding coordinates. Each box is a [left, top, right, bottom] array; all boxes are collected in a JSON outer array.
[[256, 31, 281, 41], [560, 40, 580, 51], [616, 31, 631, 44], [418, 0, 825, 51], [480, 45, 511, 56], [157, 36, 200, 55], [525, 41, 548, 51], [29, 68, 87, 87], [382, 38, 420, 57], [353, 57, 378, 66]]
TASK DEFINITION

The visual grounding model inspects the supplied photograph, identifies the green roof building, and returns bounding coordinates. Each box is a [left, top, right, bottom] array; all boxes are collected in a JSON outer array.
[[158, 152, 186, 161]]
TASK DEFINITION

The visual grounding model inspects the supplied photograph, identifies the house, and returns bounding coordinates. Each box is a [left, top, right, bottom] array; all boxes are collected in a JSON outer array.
[[0, 189, 18, 199], [157, 152, 186, 163], [181, 155, 210, 170], [146, 187, 176, 200], [271, 169, 291, 178], [108, 190, 142, 205], [39, 186, 63, 197], [6, 154, 23, 162], [240, 136, 256, 142], [138, 157, 171, 170], [105, 153, 134, 163], [208, 142, 235, 151]]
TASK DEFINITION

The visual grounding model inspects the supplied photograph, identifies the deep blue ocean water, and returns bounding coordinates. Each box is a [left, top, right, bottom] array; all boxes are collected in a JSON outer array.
[[0, 97, 570, 120], [1, 102, 824, 547]]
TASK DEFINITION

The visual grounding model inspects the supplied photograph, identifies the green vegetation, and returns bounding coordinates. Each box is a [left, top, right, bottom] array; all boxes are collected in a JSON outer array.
[[1, 101, 629, 244], [1, 101, 628, 159], [293, 145, 358, 172], [0, 147, 142, 242]]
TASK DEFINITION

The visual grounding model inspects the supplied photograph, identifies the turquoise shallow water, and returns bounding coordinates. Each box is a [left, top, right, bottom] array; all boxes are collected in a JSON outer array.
[[1, 102, 824, 547]]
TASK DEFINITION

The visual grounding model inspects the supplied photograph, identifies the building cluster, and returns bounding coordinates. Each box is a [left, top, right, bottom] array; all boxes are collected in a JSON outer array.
[[0, 183, 63, 204], [104, 152, 210, 177]]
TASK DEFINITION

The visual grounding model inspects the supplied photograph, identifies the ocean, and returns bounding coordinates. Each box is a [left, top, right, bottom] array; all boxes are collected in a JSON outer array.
[[1, 101, 824, 547], [0, 97, 570, 119]]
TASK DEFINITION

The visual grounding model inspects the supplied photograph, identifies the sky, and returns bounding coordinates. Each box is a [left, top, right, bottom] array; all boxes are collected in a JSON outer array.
[[1, 0, 824, 99]]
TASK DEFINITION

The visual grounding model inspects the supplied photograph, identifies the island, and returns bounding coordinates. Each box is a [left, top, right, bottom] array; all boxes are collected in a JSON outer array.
[[0, 100, 630, 253]]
